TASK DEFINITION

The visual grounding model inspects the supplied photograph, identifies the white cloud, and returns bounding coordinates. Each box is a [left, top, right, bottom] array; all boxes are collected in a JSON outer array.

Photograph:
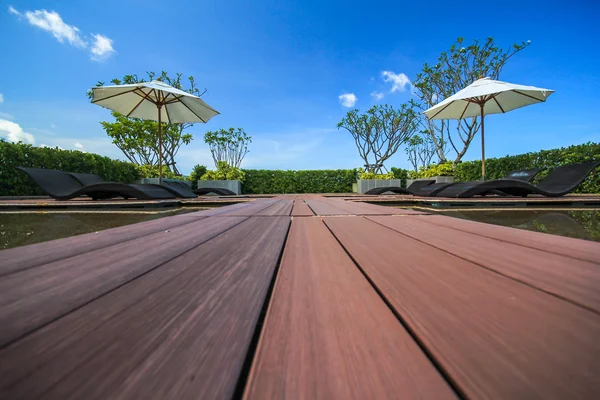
[[0, 94, 4, 103], [371, 91, 384, 101], [339, 93, 357, 107], [382, 71, 412, 93], [90, 33, 115, 61], [74, 142, 83, 149], [9, 7, 116, 60], [0, 119, 35, 144], [0, 112, 15, 120]]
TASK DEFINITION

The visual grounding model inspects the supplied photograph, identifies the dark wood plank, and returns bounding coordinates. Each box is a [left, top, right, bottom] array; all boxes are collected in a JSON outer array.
[[0, 216, 290, 400], [257, 200, 293, 216], [412, 214, 600, 264], [290, 200, 314, 216], [324, 216, 600, 399], [331, 199, 428, 215], [218, 199, 278, 216], [244, 217, 455, 399], [368, 215, 600, 312], [0, 215, 204, 276], [305, 199, 355, 215], [0, 216, 247, 347]]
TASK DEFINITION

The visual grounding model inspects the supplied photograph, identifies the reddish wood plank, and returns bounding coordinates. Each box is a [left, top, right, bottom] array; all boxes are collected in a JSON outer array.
[[257, 200, 293, 216], [0, 217, 290, 400], [368, 215, 600, 312], [413, 214, 600, 264], [324, 216, 600, 399], [244, 217, 455, 399], [0, 216, 247, 347], [0, 215, 204, 276], [304, 199, 357, 215], [218, 199, 278, 216], [290, 200, 314, 216], [331, 199, 428, 215]]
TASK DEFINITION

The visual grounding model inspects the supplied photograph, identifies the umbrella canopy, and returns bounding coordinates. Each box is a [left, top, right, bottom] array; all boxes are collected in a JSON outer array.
[[424, 77, 554, 179], [91, 80, 220, 182]]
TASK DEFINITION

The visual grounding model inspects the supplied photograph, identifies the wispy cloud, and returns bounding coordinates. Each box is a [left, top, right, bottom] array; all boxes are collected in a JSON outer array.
[[0, 118, 35, 144], [339, 93, 357, 107], [90, 34, 115, 60], [0, 112, 14, 120], [371, 91, 384, 101], [8, 6, 115, 61], [74, 142, 83, 150], [382, 71, 412, 93], [0, 93, 4, 103]]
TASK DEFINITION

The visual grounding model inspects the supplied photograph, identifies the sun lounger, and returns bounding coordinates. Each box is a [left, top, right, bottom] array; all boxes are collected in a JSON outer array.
[[435, 168, 544, 198], [193, 187, 237, 196], [17, 167, 175, 201], [364, 179, 435, 195], [435, 162, 599, 198]]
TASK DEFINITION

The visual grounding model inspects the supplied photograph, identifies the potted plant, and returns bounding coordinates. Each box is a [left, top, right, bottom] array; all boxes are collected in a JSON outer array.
[[406, 162, 455, 187], [201, 128, 251, 194], [198, 161, 245, 194], [355, 168, 403, 194]]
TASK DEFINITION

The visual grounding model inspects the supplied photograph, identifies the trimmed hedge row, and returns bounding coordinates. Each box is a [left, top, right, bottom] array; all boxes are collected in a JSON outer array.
[[242, 169, 357, 194], [455, 142, 600, 193], [0, 140, 141, 196]]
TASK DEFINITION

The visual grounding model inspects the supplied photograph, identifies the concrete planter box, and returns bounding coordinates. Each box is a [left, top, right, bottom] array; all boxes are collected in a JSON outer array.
[[407, 176, 454, 187], [356, 179, 402, 194], [136, 178, 192, 187], [197, 180, 242, 195]]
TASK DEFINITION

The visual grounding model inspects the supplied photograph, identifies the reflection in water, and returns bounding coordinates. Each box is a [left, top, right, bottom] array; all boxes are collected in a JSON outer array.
[[434, 209, 600, 242], [0, 208, 206, 250]]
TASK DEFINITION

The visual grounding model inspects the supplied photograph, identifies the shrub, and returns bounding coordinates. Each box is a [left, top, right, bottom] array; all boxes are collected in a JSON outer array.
[[408, 162, 455, 179], [242, 169, 357, 194], [356, 168, 395, 180], [0, 140, 140, 196], [189, 164, 207, 189], [201, 161, 246, 181], [455, 142, 600, 193], [136, 164, 185, 180]]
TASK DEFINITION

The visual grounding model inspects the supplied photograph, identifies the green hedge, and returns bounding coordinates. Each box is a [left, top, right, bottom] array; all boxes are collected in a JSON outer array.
[[0, 140, 141, 196], [242, 169, 357, 194], [455, 142, 600, 193]]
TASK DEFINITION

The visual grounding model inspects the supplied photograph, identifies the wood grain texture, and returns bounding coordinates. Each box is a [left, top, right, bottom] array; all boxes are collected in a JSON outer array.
[[0, 216, 290, 400], [330, 199, 428, 215], [290, 200, 314, 216], [368, 215, 600, 313], [0, 216, 247, 347], [324, 216, 600, 399], [0, 215, 204, 277], [244, 217, 456, 400], [257, 200, 293, 216], [411, 214, 600, 264]]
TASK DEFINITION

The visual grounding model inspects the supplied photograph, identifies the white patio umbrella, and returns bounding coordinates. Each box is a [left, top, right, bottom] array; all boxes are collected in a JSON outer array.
[[91, 80, 219, 183], [424, 77, 554, 180]]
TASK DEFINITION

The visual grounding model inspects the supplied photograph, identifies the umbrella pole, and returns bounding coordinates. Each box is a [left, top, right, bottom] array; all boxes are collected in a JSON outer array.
[[480, 104, 485, 181], [158, 104, 163, 185]]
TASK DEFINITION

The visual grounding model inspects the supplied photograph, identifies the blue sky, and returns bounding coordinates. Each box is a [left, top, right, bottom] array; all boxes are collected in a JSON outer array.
[[1, 0, 599, 174]]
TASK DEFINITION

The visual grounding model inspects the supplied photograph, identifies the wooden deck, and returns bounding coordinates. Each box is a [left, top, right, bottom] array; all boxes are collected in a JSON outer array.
[[1, 196, 599, 399]]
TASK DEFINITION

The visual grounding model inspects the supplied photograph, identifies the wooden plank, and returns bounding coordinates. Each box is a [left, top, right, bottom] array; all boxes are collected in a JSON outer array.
[[412, 214, 600, 264], [0, 215, 204, 277], [0, 216, 247, 347], [218, 199, 278, 216], [244, 217, 455, 399], [257, 200, 293, 216], [305, 199, 356, 215], [324, 216, 600, 399], [368, 215, 600, 312], [330, 199, 428, 215], [290, 200, 314, 216], [0, 216, 290, 400]]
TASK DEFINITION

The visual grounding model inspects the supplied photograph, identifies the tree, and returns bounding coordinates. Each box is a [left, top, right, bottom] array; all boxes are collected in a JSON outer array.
[[204, 128, 252, 168], [411, 37, 530, 163], [91, 71, 206, 175], [405, 133, 437, 172], [338, 104, 419, 174]]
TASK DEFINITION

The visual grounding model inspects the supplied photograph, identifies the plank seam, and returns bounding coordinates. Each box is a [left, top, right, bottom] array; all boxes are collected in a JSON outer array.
[[322, 218, 468, 400]]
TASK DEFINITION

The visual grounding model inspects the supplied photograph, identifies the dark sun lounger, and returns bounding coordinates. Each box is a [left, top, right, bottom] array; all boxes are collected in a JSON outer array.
[[193, 187, 237, 196], [434, 168, 544, 198], [435, 162, 599, 198], [17, 167, 175, 201], [364, 179, 435, 195], [69, 173, 198, 199]]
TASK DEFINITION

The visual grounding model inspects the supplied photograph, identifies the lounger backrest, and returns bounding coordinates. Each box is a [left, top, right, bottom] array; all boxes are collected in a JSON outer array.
[[505, 168, 543, 182], [68, 172, 106, 186], [537, 162, 600, 192], [17, 167, 82, 197], [407, 179, 435, 190]]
